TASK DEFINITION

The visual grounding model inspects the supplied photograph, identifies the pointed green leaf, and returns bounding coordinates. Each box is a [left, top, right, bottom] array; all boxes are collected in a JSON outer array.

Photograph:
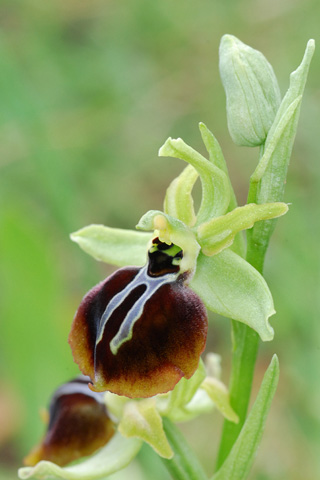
[[248, 39, 315, 250], [159, 137, 230, 224], [201, 378, 239, 423], [261, 39, 315, 167], [212, 355, 279, 480], [18, 433, 142, 480], [70, 224, 152, 267], [164, 164, 198, 227], [250, 96, 302, 185], [136, 210, 200, 274], [119, 399, 173, 459], [197, 202, 288, 256], [190, 250, 275, 341]]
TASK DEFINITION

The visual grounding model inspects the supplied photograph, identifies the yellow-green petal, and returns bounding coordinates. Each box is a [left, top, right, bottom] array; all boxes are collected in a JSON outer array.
[[159, 137, 230, 224], [164, 164, 198, 227], [118, 399, 173, 459], [201, 377, 239, 423], [197, 202, 288, 256]]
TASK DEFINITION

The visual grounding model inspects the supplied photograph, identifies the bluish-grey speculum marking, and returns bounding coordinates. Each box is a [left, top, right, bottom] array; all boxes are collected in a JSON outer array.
[[96, 265, 179, 355]]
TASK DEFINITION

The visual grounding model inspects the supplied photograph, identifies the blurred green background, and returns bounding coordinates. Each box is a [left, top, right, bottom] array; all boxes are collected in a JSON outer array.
[[0, 0, 319, 479]]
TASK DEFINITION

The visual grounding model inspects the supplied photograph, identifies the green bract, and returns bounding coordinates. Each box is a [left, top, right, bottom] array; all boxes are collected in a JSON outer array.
[[248, 39, 315, 254]]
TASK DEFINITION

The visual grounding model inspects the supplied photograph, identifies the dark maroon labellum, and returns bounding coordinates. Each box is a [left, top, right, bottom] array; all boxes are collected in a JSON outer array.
[[24, 376, 115, 467], [69, 239, 208, 398]]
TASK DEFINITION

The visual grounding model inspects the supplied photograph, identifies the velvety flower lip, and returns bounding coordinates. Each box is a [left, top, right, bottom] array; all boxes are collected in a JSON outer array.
[[69, 238, 208, 398], [24, 376, 115, 467]]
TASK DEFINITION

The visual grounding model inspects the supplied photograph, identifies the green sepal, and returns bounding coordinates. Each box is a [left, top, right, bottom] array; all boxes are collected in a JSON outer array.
[[164, 164, 198, 227], [197, 202, 288, 256], [191, 250, 275, 341], [118, 399, 173, 459], [219, 35, 281, 147], [211, 355, 279, 480], [70, 224, 152, 267], [248, 39, 315, 251], [201, 377, 239, 423], [136, 210, 200, 274], [18, 433, 142, 480], [159, 137, 230, 224]]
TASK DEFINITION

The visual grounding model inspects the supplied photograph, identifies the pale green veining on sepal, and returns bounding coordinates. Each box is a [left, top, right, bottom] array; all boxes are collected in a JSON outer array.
[[219, 34, 281, 147], [118, 399, 174, 459], [159, 137, 230, 224], [18, 433, 142, 480], [211, 355, 279, 480], [197, 202, 288, 256], [136, 210, 200, 275], [191, 251, 275, 341], [70, 224, 152, 267], [164, 164, 198, 227]]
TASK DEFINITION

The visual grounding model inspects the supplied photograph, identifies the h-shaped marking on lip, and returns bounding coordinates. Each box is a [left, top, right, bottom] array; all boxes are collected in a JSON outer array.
[[95, 265, 179, 356]]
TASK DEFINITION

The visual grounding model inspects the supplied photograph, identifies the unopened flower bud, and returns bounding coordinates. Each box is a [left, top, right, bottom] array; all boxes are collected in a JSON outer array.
[[219, 34, 281, 147]]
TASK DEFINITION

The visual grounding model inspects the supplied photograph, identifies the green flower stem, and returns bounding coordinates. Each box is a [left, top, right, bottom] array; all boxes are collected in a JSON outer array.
[[161, 417, 208, 480], [216, 147, 269, 469], [215, 323, 260, 469]]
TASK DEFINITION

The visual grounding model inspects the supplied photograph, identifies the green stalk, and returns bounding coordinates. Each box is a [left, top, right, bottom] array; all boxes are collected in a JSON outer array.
[[161, 417, 208, 480], [216, 147, 269, 469]]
